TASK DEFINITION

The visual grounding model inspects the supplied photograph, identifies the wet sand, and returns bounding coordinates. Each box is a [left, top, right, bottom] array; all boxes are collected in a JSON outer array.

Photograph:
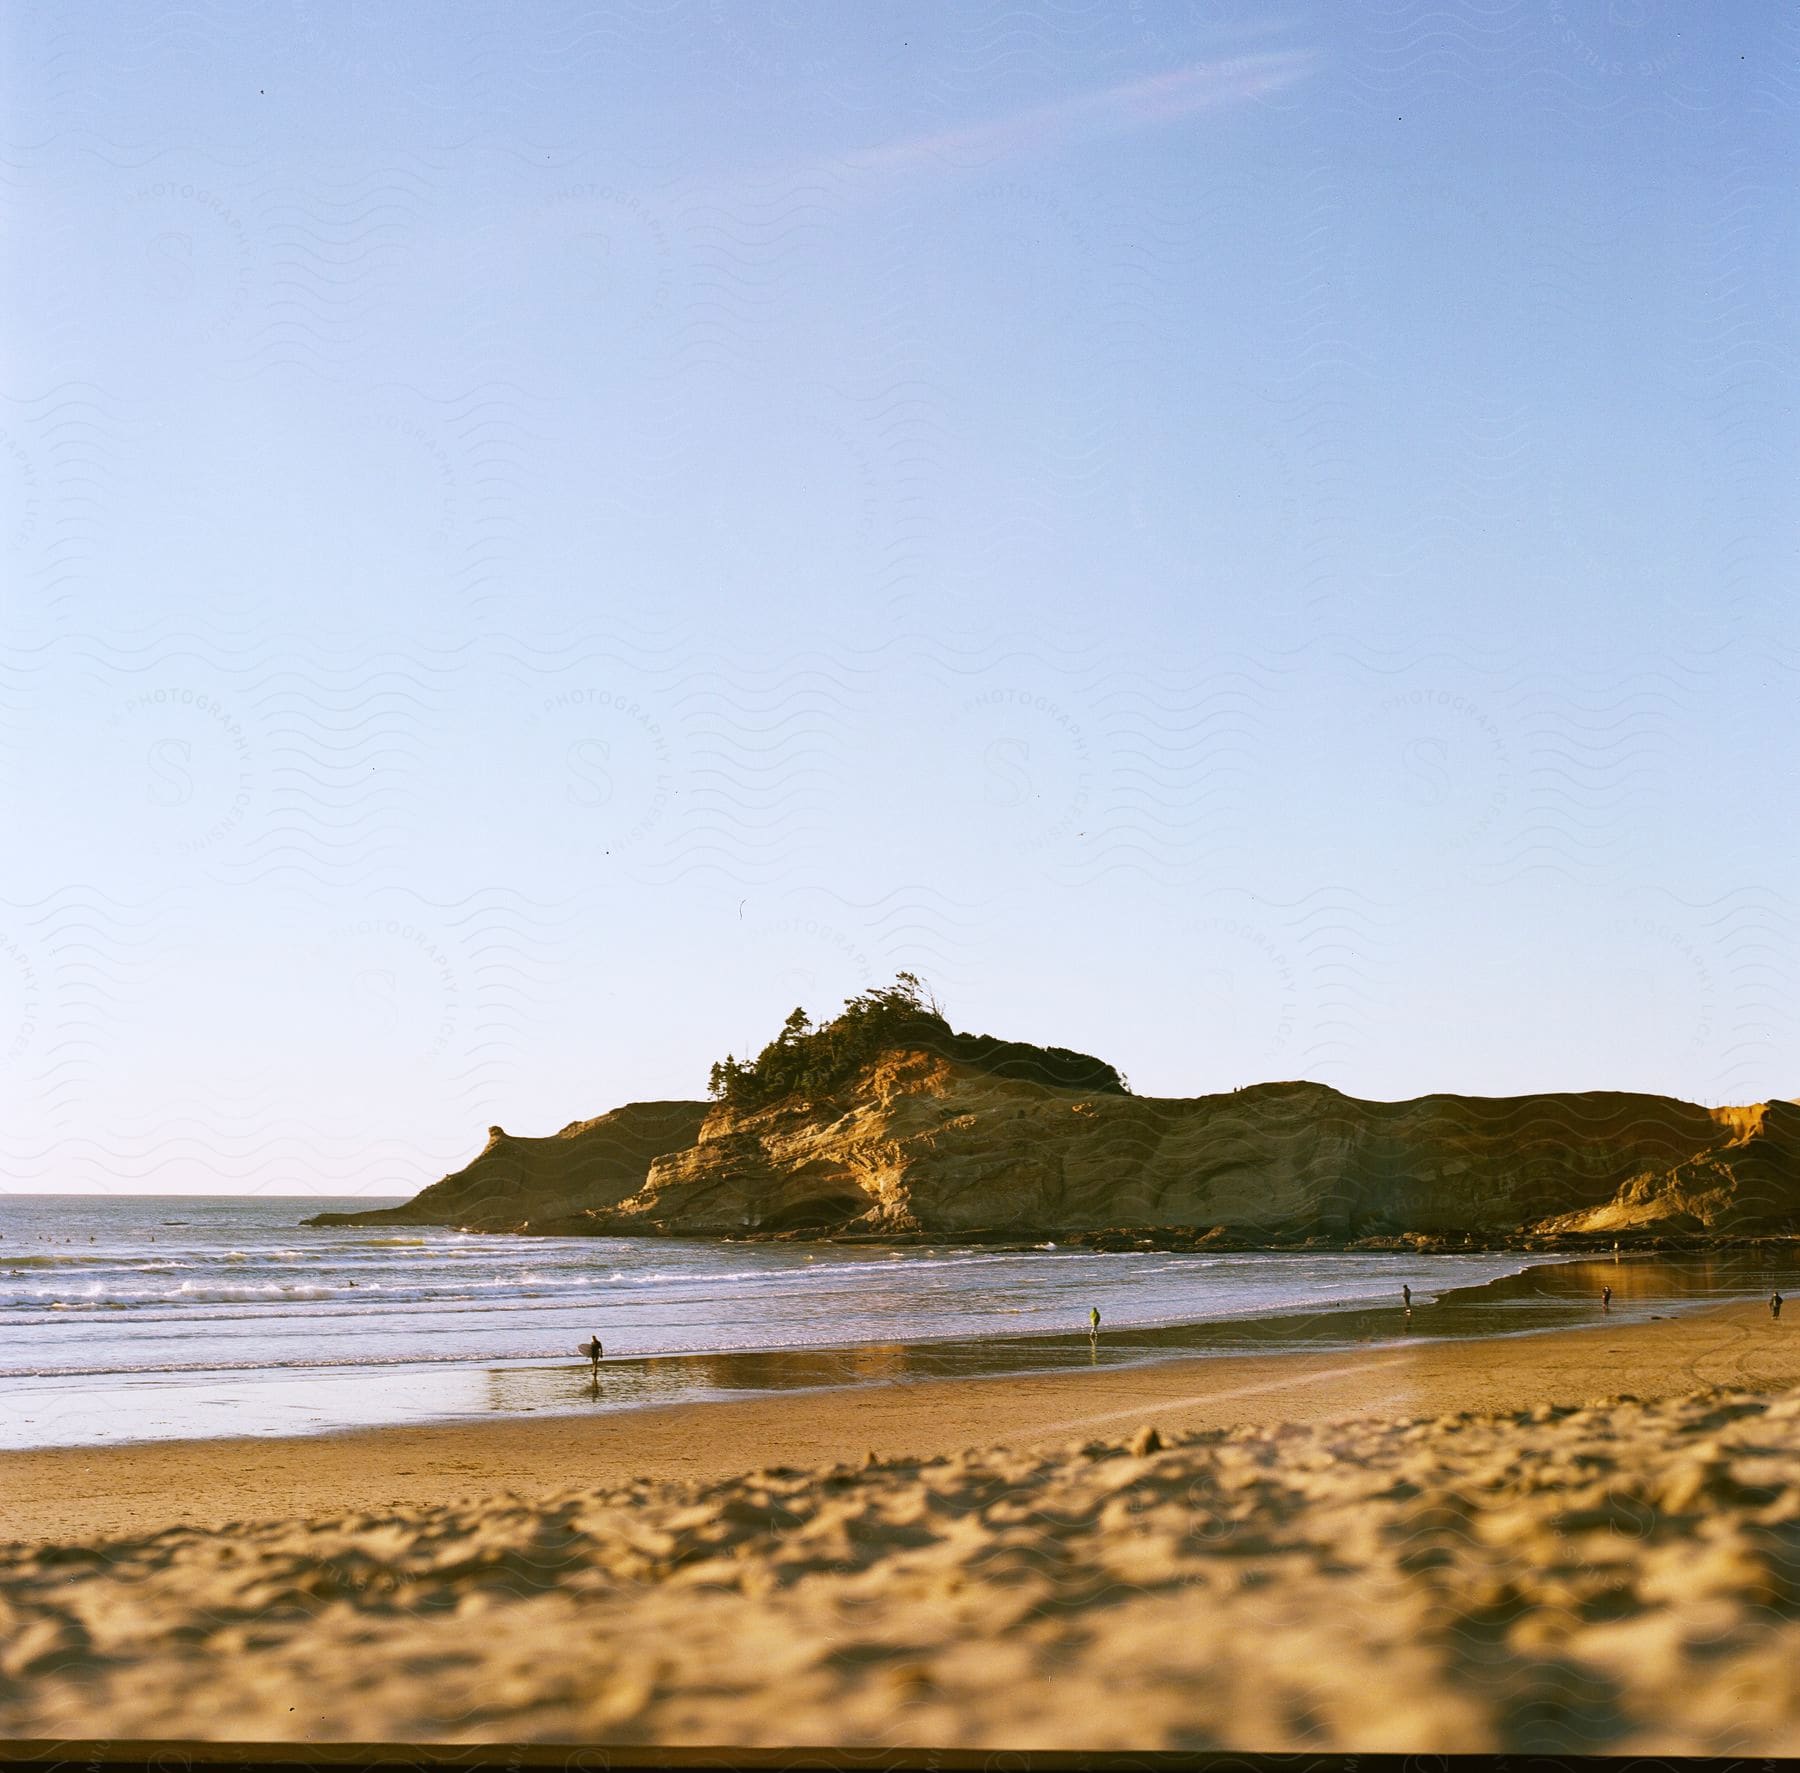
[[3, 1293, 1794, 1548]]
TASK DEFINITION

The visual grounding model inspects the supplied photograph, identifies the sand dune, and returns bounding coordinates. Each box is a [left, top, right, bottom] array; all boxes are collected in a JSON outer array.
[[6, 1378, 1800, 1751]]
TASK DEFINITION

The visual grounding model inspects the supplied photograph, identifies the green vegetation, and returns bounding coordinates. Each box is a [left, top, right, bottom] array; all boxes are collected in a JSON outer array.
[[706, 974, 1128, 1111], [706, 973, 941, 1109]]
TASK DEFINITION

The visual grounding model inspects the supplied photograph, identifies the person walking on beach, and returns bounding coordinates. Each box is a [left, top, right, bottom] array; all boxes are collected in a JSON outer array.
[[1601, 1285, 1612, 1311], [1402, 1284, 1413, 1312], [580, 1334, 604, 1377], [1772, 1291, 1784, 1320]]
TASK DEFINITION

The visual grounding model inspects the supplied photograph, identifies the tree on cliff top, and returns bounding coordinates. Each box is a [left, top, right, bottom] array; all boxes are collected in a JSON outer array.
[[706, 973, 1126, 1109], [707, 974, 943, 1109]]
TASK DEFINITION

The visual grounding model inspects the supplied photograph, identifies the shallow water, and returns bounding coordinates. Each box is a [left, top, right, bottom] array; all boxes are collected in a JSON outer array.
[[0, 1195, 1789, 1448]]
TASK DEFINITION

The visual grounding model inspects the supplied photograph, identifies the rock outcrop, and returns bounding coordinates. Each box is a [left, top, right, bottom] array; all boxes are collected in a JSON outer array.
[[579, 1058, 1799, 1240], [309, 1038, 1800, 1242], [1535, 1099, 1800, 1236], [306, 1100, 708, 1230]]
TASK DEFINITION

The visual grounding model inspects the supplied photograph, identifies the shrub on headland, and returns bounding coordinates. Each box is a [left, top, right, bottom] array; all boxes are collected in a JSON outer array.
[[707, 973, 1128, 1111]]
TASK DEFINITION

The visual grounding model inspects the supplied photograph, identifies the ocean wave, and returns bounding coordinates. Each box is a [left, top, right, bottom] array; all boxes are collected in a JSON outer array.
[[0, 1248, 1533, 1323], [0, 1270, 1588, 1385], [0, 1197, 1561, 1412]]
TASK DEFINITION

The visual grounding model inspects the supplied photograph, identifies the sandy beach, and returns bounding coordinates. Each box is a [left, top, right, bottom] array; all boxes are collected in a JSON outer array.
[[3, 1302, 1799, 1752]]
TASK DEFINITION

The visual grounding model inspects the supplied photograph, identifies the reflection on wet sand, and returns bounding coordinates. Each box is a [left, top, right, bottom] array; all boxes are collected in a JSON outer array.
[[481, 1251, 1797, 1423], [484, 1339, 931, 1417]]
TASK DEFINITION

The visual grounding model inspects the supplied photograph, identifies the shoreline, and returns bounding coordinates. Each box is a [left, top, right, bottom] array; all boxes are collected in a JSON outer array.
[[5, 1295, 1796, 1548], [309, 1206, 1800, 1258], [4, 1245, 1783, 1458]]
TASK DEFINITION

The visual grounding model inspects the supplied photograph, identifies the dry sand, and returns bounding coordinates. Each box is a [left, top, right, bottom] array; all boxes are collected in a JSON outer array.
[[2, 1305, 1799, 1752]]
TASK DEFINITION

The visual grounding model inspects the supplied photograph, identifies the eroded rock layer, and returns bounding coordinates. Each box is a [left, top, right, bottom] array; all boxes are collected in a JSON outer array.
[[309, 1040, 1799, 1241]]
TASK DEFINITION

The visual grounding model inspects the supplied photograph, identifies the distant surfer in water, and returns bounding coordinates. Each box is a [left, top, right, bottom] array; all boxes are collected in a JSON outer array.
[[1601, 1285, 1612, 1311], [580, 1334, 603, 1377]]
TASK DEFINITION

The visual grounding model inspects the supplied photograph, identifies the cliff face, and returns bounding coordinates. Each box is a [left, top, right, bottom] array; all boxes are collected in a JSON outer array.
[[306, 1100, 708, 1230], [307, 1044, 1800, 1241], [588, 1055, 1798, 1239], [1535, 1101, 1800, 1236]]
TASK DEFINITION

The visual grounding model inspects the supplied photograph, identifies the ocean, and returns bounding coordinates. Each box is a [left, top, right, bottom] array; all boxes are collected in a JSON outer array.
[[0, 1194, 1772, 1450]]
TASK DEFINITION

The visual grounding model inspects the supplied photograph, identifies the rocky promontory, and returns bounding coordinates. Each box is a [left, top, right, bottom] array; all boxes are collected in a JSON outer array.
[[308, 980, 1800, 1244], [308, 1100, 708, 1230]]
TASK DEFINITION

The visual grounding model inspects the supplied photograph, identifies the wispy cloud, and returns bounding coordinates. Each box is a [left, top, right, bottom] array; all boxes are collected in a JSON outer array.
[[850, 50, 1318, 177]]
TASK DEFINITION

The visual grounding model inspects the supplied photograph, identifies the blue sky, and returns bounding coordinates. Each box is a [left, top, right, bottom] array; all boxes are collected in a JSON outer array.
[[4, 3, 1797, 1193]]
